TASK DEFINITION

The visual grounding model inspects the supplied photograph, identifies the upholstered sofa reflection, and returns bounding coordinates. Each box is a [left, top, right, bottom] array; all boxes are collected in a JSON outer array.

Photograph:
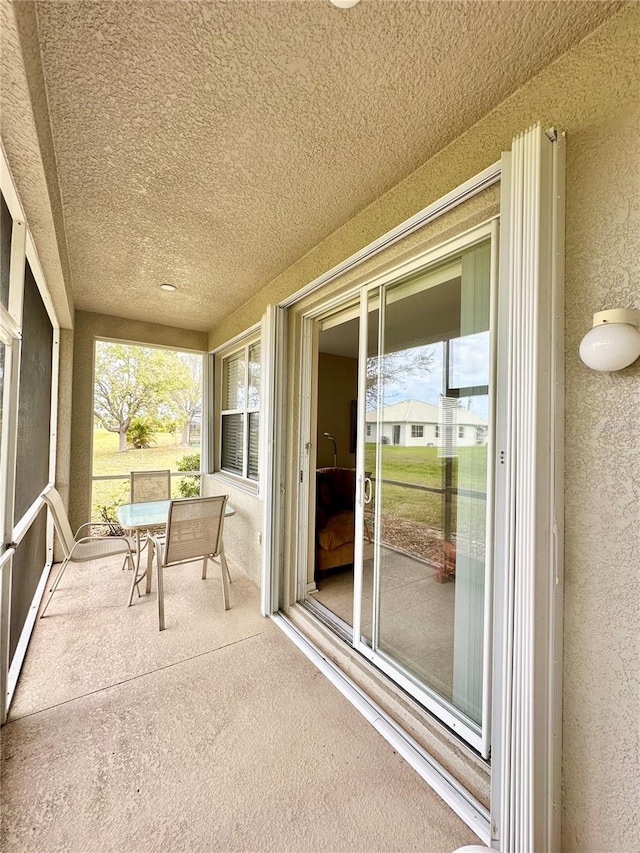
[[315, 467, 356, 579]]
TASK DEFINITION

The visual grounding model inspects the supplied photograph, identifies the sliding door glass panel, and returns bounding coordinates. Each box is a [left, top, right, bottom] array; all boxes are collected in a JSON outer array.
[[367, 240, 491, 731], [312, 311, 360, 631]]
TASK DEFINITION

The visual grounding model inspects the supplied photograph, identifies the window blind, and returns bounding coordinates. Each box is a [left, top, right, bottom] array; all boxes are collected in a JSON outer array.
[[223, 352, 245, 410], [221, 413, 243, 475]]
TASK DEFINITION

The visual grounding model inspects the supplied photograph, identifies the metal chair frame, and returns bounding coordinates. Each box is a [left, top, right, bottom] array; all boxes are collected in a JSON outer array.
[[147, 495, 230, 631], [40, 485, 134, 617]]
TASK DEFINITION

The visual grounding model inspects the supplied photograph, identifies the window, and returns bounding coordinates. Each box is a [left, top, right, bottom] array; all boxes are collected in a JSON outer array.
[[458, 425, 465, 438], [220, 339, 261, 481], [435, 424, 440, 438], [366, 424, 371, 436], [411, 425, 423, 438]]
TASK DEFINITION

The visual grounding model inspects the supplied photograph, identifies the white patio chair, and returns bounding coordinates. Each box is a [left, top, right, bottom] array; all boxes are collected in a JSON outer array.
[[148, 495, 230, 631], [40, 485, 134, 617], [130, 469, 171, 503], [127, 469, 172, 571]]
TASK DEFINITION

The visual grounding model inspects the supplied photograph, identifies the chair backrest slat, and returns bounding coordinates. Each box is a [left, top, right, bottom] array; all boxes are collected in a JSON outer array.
[[131, 470, 171, 503], [41, 485, 76, 557], [164, 496, 227, 567]]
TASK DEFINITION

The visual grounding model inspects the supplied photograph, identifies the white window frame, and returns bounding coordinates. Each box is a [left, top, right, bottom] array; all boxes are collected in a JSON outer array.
[[215, 330, 261, 487], [411, 424, 424, 438]]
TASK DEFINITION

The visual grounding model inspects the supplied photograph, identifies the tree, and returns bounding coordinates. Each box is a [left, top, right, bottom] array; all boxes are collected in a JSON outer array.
[[177, 452, 201, 497], [126, 416, 156, 449], [165, 354, 202, 445], [94, 343, 179, 451], [366, 345, 436, 409]]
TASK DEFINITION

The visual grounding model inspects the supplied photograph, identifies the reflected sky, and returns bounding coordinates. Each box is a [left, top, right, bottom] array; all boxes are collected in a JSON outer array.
[[378, 333, 490, 420]]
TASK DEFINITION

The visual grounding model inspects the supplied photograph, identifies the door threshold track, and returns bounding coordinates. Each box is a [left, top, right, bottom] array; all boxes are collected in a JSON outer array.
[[271, 612, 491, 845]]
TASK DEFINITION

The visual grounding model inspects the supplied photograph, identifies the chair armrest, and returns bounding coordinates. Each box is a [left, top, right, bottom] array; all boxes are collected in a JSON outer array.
[[75, 521, 123, 537], [73, 534, 133, 551]]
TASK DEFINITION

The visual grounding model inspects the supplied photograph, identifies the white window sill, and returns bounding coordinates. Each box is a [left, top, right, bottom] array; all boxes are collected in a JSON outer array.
[[207, 471, 260, 498]]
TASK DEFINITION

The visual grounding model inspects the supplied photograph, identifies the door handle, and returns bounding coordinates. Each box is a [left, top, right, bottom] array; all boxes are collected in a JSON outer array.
[[363, 477, 372, 504]]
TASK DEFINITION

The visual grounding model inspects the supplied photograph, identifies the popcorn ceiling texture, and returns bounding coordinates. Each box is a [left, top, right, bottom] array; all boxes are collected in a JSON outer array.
[[11, 0, 621, 332], [209, 3, 636, 351]]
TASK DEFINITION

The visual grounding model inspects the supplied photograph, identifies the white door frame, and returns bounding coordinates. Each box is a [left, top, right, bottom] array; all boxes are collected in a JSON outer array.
[[266, 133, 563, 849]]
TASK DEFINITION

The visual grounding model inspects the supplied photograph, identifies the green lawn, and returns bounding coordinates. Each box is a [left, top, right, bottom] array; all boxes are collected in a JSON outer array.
[[364, 443, 488, 530], [365, 444, 445, 488], [91, 428, 200, 520]]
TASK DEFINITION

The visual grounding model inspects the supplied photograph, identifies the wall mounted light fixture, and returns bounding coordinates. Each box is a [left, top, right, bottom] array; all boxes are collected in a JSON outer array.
[[579, 309, 640, 372]]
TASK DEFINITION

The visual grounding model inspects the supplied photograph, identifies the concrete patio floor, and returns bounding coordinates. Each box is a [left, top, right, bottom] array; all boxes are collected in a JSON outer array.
[[1, 553, 478, 852]]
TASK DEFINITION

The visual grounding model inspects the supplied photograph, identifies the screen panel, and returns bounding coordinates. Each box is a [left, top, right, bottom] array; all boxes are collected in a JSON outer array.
[[14, 262, 53, 522], [1, 193, 11, 310], [10, 506, 47, 661]]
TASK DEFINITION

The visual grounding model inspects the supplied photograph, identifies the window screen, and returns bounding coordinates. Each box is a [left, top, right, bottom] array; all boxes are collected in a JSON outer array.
[[9, 263, 53, 665], [10, 507, 47, 661], [1, 194, 12, 310], [14, 262, 53, 522]]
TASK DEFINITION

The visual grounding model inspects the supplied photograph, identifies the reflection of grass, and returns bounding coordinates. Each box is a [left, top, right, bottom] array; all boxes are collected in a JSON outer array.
[[365, 444, 446, 488], [91, 429, 200, 520], [365, 444, 488, 534]]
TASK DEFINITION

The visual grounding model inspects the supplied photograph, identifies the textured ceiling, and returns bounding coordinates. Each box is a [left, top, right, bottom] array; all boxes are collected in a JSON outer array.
[[17, 0, 622, 332]]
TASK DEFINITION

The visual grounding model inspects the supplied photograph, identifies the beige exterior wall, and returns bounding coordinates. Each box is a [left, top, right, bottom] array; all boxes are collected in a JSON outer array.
[[68, 310, 207, 533], [201, 474, 263, 588], [562, 99, 640, 850], [208, 9, 640, 851], [53, 327, 74, 558]]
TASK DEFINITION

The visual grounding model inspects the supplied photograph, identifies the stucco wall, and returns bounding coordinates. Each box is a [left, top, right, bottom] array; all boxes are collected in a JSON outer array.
[[68, 310, 207, 533], [53, 327, 74, 554], [207, 9, 640, 851], [562, 100, 640, 851], [201, 474, 263, 588]]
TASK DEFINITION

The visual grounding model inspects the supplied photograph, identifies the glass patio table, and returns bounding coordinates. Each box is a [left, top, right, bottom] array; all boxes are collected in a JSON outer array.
[[117, 498, 235, 594]]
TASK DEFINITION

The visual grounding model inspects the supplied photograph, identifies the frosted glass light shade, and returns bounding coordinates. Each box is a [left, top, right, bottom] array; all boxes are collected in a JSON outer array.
[[329, 0, 361, 7], [579, 322, 640, 372]]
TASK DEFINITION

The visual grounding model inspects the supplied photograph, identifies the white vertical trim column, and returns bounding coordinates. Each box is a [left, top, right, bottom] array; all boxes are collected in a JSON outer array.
[[260, 305, 287, 616], [491, 125, 565, 851]]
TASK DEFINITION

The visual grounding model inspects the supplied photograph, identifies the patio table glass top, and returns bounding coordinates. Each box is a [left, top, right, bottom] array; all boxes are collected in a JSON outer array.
[[117, 498, 235, 531]]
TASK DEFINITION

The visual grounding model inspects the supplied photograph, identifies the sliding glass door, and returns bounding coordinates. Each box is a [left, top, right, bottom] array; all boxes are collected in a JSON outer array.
[[353, 222, 497, 755]]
